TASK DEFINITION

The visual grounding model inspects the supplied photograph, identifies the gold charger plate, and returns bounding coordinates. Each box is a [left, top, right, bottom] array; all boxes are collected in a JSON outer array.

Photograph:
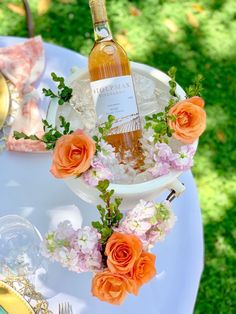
[[0, 73, 10, 130], [0, 281, 35, 314]]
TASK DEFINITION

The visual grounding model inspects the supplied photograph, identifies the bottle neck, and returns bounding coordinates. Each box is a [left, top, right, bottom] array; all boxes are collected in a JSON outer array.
[[89, 0, 112, 42], [94, 21, 113, 42]]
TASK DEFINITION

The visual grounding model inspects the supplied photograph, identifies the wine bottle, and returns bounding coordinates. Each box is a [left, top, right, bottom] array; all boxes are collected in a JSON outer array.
[[88, 0, 143, 169]]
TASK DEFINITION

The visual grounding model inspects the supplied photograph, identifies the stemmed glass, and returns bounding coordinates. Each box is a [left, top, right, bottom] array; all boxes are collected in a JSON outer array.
[[0, 215, 45, 279]]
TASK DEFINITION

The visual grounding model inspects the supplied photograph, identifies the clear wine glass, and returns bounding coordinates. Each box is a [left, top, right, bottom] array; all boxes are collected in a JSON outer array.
[[0, 215, 45, 278]]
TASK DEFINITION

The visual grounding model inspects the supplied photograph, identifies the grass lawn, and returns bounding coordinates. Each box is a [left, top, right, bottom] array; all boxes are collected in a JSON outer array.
[[1, 0, 236, 313]]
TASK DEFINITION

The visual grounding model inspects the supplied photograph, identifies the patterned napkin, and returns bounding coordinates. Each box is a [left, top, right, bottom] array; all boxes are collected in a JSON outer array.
[[0, 36, 46, 152]]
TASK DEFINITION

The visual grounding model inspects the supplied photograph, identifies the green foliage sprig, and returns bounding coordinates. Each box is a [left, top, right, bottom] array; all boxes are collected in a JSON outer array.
[[92, 115, 115, 152], [144, 112, 176, 144], [14, 73, 75, 148], [144, 67, 177, 143], [185, 74, 204, 97], [42, 72, 73, 106], [92, 180, 123, 244], [13, 116, 73, 150], [168, 67, 177, 97]]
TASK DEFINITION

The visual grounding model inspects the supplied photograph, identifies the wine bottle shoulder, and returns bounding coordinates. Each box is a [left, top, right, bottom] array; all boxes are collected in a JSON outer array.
[[89, 39, 127, 55], [89, 40, 131, 80]]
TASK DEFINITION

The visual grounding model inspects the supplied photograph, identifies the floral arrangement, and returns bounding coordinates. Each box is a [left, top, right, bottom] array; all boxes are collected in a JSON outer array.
[[13, 67, 206, 304], [43, 197, 175, 304]]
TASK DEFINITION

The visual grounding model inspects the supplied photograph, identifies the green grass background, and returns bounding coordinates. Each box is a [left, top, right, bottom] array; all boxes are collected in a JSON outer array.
[[1, 0, 236, 313]]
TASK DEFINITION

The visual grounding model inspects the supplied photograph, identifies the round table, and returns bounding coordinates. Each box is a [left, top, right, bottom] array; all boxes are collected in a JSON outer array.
[[0, 36, 204, 314]]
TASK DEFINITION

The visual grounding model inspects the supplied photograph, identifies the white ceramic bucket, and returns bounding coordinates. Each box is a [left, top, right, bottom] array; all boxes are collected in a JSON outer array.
[[47, 62, 197, 209]]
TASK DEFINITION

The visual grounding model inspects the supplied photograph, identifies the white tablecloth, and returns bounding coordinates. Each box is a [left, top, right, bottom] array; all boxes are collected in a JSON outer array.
[[0, 37, 204, 314]]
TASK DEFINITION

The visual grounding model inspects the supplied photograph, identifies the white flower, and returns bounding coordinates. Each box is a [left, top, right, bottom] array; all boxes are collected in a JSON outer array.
[[148, 162, 170, 178], [56, 248, 78, 270], [42, 223, 103, 273], [130, 199, 156, 219], [118, 200, 176, 250], [73, 226, 100, 254], [170, 145, 195, 171], [54, 221, 75, 241], [97, 140, 116, 163], [125, 218, 152, 236], [82, 158, 113, 186], [153, 143, 173, 162]]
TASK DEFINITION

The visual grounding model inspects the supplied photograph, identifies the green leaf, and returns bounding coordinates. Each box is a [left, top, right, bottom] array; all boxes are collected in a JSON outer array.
[[105, 213, 111, 220], [46, 143, 55, 150], [29, 135, 40, 140], [168, 66, 177, 78], [166, 126, 173, 137], [42, 119, 52, 128], [59, 116, 65, 124], [59, 86, 73, 102], [92, 221, 102, 230], [97, 205, 105, 217], [58, 98, 65, 106], [98, 127, 104, 135], [13, 131, 41, 142], [109, 189, 115, 197], [101, 226, 113, 242], [156, 112, 165, 117], [51, 72, 65, 89], [186, 74, 204, 97], [42, 88, 57, 98], [43, 73, 73, 105], [97, 180, 110, 192], [116, 212, 123, 221], [154, 122, 166, 134], [167, 66, 177, 97], [144, 122, 152, 130], [115, 198, 122, 206], [145, 116, 152, 121], [167, 114, 177, 121], [99, 194, 107, 203], [93, 135, 99, 142], [13, 131, 28, 140], [108, 115, 115, 123]]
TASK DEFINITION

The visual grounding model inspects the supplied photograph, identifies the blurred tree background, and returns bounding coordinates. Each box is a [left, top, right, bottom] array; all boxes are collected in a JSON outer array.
[[1, 0, 236, 312]]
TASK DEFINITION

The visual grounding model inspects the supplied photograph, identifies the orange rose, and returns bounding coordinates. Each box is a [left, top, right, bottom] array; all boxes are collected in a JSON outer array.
[[168, 96, 206, 144], [132, 252, 156, 290], [91, 270, 135, 305], [50, 129, 96, 178], [105, 233, 142, 274]]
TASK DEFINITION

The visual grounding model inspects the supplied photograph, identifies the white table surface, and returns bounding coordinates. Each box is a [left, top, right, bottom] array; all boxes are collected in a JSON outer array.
[[0, 36, 204, 314]]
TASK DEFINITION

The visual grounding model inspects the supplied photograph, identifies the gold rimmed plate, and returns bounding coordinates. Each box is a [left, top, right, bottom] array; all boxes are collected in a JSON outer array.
[[0, 281, 35, 314], [0, 73, 10, 130]]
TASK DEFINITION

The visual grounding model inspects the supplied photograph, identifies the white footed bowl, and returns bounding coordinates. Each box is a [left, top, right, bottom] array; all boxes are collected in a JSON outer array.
[[47, 62, 197, 209], [64, 171, 185, 210]]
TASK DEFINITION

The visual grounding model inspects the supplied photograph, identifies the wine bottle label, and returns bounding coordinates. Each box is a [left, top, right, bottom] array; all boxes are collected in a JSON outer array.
[[91, 75, 141, 135]]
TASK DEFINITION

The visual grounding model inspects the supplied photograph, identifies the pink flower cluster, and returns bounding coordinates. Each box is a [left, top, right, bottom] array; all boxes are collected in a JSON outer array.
[[42, 221, 102, 272], [116, 199, 176, 250], [42, 198, 177, 278], [148, 143, 196, 178], [82, 140, 115, 186]]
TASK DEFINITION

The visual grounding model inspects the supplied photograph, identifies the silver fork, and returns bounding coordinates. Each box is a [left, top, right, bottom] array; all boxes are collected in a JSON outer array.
[[59, 302, 73, 314]]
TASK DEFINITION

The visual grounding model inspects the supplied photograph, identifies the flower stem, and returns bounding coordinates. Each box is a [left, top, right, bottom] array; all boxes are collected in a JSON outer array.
[[106, 194, 111, 227]]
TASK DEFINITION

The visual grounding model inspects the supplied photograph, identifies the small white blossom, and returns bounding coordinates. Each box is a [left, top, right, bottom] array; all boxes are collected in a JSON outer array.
[[54, 221, 75, 241], [73, 226, 100, 254]]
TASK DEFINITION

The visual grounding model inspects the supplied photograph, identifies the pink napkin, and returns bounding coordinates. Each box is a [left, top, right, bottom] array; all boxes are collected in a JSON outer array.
[[0, 36, 46, 152]]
